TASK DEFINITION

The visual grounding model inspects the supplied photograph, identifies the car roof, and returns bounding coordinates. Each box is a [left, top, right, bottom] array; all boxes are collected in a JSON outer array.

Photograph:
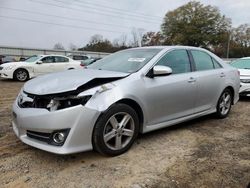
[[131, 45, 210, 51], [67, 54, 88, 56], [36, 54, 68, 57], [239, 57, 250, 60]]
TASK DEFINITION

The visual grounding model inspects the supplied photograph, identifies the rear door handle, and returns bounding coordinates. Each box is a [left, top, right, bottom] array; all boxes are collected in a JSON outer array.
[[220, 72, 225, 78], [188, 77, 196, 83]]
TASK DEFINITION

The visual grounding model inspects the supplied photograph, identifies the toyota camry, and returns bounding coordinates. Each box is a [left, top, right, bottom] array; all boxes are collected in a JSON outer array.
[[12, 46, 240, 156]]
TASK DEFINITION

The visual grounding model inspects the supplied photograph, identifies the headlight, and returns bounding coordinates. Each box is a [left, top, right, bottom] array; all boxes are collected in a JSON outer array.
[[240, 79, 250, 83], [4, 65, 16, 70], [46, 95, 92, 111]]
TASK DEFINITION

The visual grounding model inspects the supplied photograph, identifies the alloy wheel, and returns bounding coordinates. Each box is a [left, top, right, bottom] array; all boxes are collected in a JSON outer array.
[[219, 91, 231, 116], [16, 70, 28, 81], [103, 112, 135, 150]]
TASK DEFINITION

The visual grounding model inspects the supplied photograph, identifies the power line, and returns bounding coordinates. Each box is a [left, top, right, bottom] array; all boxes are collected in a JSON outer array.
[[29, 0, 161, 25], [52, 0, 161, 22], [0, 6, 137, 30], [0, 15, 128, 34], [69, 0, 162, 20], [73, 0, 162, 19]]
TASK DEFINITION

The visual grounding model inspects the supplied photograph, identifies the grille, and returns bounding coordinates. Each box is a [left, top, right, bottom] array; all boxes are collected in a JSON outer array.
[[18, 93, 51, 109], [26, 130, 51, 143]]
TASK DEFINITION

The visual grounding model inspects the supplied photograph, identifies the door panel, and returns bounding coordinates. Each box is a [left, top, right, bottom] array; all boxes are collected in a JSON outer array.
[[192, 70, 225, 113], [143, 73, 197, 125], [54, 56, 69, 72], [142, 49, 197, 125], [190, 50, 225, 112], [34, 56, 55, 75]]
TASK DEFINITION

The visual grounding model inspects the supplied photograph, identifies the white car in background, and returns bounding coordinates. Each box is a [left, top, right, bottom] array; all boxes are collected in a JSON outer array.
[[0, 55, 81, 81], [230, 57, 250, 96]]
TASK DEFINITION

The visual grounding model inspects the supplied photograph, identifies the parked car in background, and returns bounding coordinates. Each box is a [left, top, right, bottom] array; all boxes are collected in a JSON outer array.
[[12, 46, 240, 156], [0, 55, 81, 81], [0, 55, 16, 65], [230, 57, 250, 96], [19, 57, 27, 61], [67, 54, 90, 62], [80, 57, 102, 67]]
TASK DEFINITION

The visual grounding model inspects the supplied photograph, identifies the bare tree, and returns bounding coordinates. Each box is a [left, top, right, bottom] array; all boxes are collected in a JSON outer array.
[[131, 28, 139, 47], [53, 42, 65, 50], [112, 38, 120, 48], [89, 34, 104, 44], [130, 28, 146, 47], [69, 43, 78, 51], [142, 31, 164, 46], [137, 28, 146, 47], [119, 34, 127, 47]]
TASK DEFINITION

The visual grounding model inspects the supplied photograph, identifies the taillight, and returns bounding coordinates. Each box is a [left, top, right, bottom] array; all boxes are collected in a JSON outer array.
[[80, 64, 84, 67]]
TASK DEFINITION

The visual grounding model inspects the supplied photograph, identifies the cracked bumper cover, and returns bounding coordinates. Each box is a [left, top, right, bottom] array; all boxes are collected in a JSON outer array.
[[12, 99, 101, 154]]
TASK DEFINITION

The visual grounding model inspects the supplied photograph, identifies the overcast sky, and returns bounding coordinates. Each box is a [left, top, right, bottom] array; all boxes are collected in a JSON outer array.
[[0, 0, 249, 49]]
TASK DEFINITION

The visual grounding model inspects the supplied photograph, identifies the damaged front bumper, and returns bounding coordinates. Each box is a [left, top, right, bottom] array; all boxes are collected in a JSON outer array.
[[239, 78, 250, 96], [12, 97, 101, 154]]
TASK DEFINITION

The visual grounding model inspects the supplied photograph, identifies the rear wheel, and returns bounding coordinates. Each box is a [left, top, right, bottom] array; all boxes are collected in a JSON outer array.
[[215, 89, 232, 118], [92, 104, 139, 156], [13, 68, 29, 81]]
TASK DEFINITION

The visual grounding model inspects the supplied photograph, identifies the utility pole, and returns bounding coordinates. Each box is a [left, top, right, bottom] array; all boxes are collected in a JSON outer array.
[[226, 31, 231, 58]]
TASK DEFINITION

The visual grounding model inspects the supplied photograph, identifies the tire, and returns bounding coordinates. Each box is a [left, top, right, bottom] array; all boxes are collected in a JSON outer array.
[[92, 103, 139, 156], [13, 68, 29, 81], [215, 88, 233, 119]]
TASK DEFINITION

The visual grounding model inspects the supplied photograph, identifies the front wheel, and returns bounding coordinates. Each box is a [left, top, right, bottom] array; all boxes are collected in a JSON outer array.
[[13, 68, 29, 81], [215, 89, 233, 119], [92, 104, 139, 156]]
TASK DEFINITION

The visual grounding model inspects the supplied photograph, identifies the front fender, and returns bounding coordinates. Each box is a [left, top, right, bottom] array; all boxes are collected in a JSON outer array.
[[81, 85, 146, 116]]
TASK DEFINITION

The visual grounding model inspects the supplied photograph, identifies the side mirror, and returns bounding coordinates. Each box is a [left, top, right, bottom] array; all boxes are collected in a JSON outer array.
[[147, 65, 172, 78], [36, 61, 43, 64]]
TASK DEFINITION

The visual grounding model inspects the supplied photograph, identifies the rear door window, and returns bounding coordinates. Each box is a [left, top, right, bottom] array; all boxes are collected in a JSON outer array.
[[73, 55, 88, 60], [41, 56, 55, 63], [212, 58, 222, 69], [191, 50, 214, 71], [55, 56, 69, 63]]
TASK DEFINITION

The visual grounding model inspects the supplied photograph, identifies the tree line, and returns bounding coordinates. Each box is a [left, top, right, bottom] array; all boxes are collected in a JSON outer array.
[[54, 1, 250, 58]]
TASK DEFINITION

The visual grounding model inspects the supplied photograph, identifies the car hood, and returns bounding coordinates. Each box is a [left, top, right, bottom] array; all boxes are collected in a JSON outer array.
[[23, 69, 129, 95], [0, 61, 31, 67], [239, 69, 250, 76]]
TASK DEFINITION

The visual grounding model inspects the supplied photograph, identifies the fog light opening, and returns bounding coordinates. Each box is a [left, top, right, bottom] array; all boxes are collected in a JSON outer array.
[[53, 132, 65, 144]]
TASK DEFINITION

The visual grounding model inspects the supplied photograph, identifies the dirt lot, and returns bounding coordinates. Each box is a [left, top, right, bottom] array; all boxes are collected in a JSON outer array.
[[0, 78, 249, 188]]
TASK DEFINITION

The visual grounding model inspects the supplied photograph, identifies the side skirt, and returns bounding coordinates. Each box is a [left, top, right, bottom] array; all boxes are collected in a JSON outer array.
[[142, 109, 216, 133]]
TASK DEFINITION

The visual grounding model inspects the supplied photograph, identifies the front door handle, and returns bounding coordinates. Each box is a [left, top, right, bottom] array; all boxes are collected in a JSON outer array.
[[188, 77, 196, 83], [220, 72, 225, 78]]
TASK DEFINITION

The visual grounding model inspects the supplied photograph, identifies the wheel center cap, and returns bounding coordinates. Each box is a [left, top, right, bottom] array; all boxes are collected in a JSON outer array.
[[117, 128, 123, 134]]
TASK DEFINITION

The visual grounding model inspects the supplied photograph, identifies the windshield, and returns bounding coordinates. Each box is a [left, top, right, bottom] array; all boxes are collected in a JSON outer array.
[[81, 59, 95, 66], [88, 48, 162, 73], [25, 55, 41, 62], [231, 59, 250, 69]]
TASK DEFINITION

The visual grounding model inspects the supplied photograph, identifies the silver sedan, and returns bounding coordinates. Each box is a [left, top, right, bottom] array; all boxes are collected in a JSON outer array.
[[12, 46, 240, 156]]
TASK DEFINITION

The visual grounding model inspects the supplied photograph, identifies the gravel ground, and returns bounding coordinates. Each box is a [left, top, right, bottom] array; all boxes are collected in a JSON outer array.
[[0, 78, 249, 188]]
